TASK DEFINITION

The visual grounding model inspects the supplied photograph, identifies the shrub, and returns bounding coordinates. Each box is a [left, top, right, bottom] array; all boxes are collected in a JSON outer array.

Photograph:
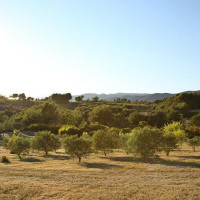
[[25, 123, 60, 134], [64, 135, 92, 162], [164, 122, 186, 145], [1, 156, 10, 163], [31, 131, 61, 155], [127, 127, 163, 162], [191, 113, 200, 126], [58, 125, 81, 136]]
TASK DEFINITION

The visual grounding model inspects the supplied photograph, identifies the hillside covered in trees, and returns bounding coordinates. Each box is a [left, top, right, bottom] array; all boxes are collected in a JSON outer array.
[[0, 92, 200, 136]]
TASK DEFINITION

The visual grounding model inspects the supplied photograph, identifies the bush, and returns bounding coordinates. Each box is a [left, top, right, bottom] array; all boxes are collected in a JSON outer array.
[[164, 122, 186, 145], [31, 131, 61, 155], [64, 135, 92, 162], [58, 125, 81, 136], [92, 129, 120, 156], [191, 113, 200, 126], [25, 123, 60, 134], [1, 156, 10, 163], [127, 127, 163, 162]]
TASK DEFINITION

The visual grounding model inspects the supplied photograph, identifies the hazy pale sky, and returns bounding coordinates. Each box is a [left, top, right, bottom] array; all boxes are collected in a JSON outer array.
[[0, 0, 200, 97]]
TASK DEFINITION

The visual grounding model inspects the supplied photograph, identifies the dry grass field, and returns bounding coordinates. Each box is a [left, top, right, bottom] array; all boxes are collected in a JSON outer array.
[[1, 146, 200, 200]]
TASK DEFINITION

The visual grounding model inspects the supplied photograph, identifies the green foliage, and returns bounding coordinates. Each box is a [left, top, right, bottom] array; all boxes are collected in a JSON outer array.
[[92, 96, 99, 102], [22, 106, 42, 125], [75, 95, 84, 102], [2, 137, 9, 148], [92, 129, 120, 156], [89, 105, 114, 126], [127, 127, 163, 161], [186, 126, 200, 138], [25, 123, 60, 134], [7, 134, 30, 159], [147, 111, 167, 128], [58, 125, 81, 136], [164, 122, 186, 145], [18, 93, 26, 100], [162, 132, 178, 156], [119, 133, 131, 154], [41, 102, 59, 124], [176, 93, 200, 109], [128, 112, 146, 127], [191, 113, 200, 126], [31, 131, 61, 155], [22, 102, 59, 125], [51, 93, 72, 104], [187, 136, 200, 152], [64, 135, 92, 162]]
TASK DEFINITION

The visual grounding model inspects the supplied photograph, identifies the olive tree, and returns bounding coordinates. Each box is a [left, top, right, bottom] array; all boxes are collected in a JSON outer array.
[[187, 136, 200, 152], [162, 132, 178, 156], [7, 136, 30, 159], [31, 131, 61, 155], [127, 127, 163, 162], [64, 135, 92, 162], [92, 129, 120, 156]]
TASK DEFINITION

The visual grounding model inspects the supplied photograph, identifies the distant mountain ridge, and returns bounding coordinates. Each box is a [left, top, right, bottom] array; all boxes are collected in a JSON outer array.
[[72, 90, 200, 102]]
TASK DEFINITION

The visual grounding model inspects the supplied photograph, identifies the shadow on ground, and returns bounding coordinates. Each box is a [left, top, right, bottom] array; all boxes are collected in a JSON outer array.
[[43, 155, 70, 160], [101, 156, 142, 163], [176, 155, 200, 159], [157, 158, 200, 168], [20, 157, 44, 162], [80, 162, 123, 169]]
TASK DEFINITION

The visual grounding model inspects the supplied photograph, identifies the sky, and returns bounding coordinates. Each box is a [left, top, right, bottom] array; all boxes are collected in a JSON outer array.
[[0, 0, 200, 98]]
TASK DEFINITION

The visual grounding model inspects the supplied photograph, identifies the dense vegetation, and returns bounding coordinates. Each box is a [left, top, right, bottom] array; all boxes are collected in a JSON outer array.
[[1, 92, 200, 162]]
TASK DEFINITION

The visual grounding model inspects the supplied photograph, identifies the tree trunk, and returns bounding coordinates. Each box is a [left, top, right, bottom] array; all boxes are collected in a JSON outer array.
[[193, 146, 195, 152], [104, 151, 107, 156], [18, 154, 22, 160], [78, 157, 81, 162], [166, 151, 170, 156]]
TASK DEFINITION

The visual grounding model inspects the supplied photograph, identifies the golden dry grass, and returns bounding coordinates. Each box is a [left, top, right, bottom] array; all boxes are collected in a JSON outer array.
[[0, 145, 200, 200]]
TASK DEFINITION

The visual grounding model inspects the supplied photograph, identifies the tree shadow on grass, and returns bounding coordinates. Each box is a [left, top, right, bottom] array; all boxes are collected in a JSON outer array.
[[157, 158, 200, 168], [43, 155, 70, 160], [20, 157, 44, 162], [80, 162, 123, 169], [176, 155, 200, 160], [100, 156, 142, 163]]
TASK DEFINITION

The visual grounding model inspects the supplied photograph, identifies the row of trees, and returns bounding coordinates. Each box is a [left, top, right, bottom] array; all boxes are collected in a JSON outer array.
[[2, 122, 200, 162]]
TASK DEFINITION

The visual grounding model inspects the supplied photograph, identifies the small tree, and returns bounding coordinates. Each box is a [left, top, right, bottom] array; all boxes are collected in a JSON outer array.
[[31, 131, 61, 155], [162, 132, 178, 156], [119, 133, 131, 154], [18, 93, 26, 100], [75, 95, 84, 102], [7, 136, 30, 159], [92, 129, 120, 156], [92, 96, 99, 102], [64, 135, 92, 162], [187, 136, 200, 152], [127, 127, 163, 162], [164, 122, 186, 146]]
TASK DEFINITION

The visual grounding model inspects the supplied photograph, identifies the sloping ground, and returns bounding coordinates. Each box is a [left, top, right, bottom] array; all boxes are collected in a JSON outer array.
[[0, 131, 35, 140], [0, 146, 200, 200]]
